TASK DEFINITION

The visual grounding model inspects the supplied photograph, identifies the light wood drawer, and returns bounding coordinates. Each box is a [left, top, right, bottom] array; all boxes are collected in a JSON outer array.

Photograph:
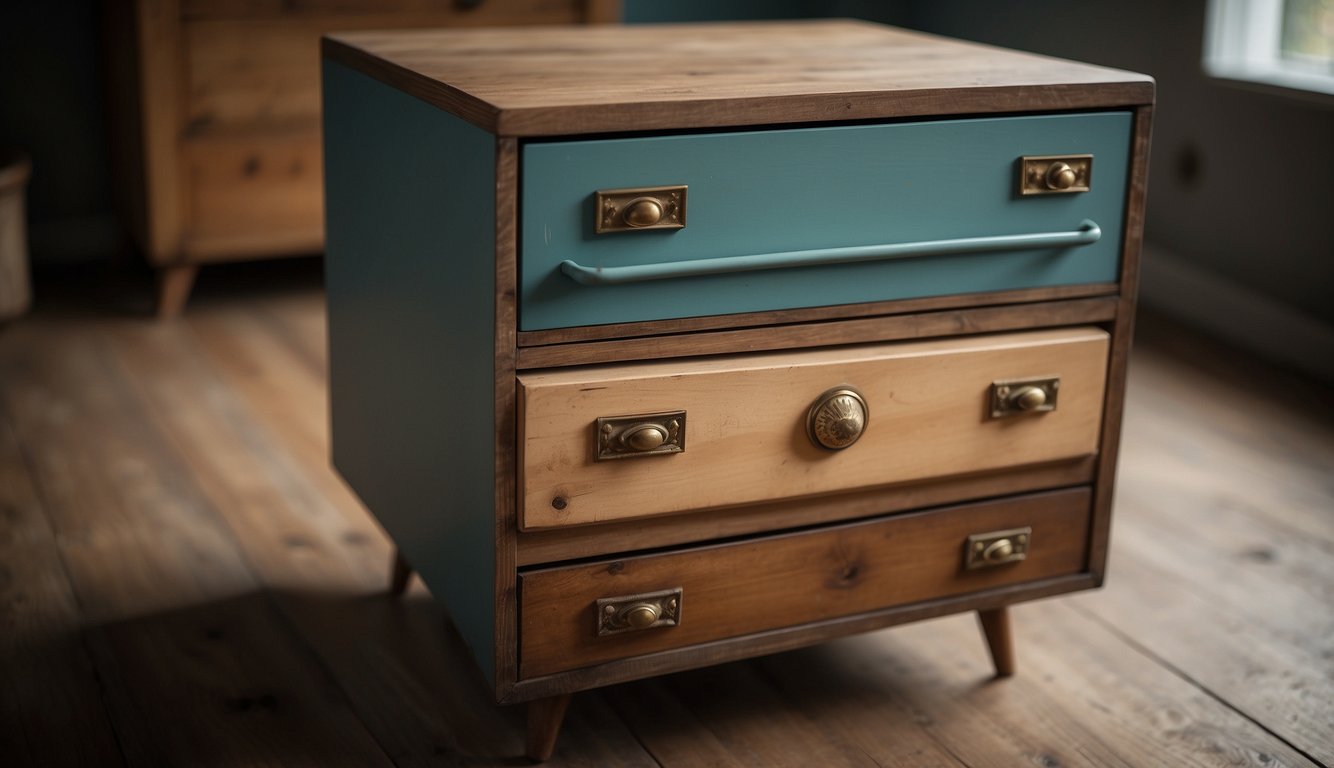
[[518, 327, 1108, 530], [183, 134, 324, 259], [183, 2, 588, 131], [519, 487, 1091, 679]]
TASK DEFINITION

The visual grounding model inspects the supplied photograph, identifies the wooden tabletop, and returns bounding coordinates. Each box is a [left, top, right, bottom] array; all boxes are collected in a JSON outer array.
[[322, 19, 1154, 137]]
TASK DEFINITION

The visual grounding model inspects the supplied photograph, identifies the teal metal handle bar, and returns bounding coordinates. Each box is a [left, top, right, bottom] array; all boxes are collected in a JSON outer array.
[[560, 219, 1101, 286]]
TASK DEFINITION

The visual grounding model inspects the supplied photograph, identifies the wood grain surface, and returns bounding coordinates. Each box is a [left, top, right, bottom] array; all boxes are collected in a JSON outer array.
[[516, 283, 1119, 349], [0, 414, 124, 767], [0, 271, 1325, 766], [182, 132, 324, 259], [323, 19, 1155, 136], [518, 328, 1108, 528], [106, 0, 616, 317], [184, 3, 592, 133], [1088, 104, 1153, 579], [515, 458, 1095, 565], [493, 136, 522, 697], [514, 297, 1119, 369], [519, 489, 1091, 679]]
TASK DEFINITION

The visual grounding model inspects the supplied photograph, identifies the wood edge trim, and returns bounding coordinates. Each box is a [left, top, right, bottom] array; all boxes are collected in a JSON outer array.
[[1087, 104, 1153, 575], [514, 458, 1097, 566], [494, 136, 520, 699], [136, 0, 186, 260], [516, 296, 1120, 369], [494, 83, 1157, 137], [582, 0, 622, 23], [517, 284, 1120, 348], [519, 487, 1089, 575], [321, 36, 502, 135], [499, 572, 1099, 702]]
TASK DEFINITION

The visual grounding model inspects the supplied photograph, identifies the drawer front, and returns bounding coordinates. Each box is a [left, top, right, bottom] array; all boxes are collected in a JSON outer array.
[[519, 488, 1091, 678], [184, 3, 589, 131], [518, 327, 1108, 529], [184, 134, 324, 256], [519, 112, 1132, 331]]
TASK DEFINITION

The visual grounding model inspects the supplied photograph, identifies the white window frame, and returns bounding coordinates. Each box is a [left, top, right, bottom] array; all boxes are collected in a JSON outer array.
[[1204, 0, 1334, 97]]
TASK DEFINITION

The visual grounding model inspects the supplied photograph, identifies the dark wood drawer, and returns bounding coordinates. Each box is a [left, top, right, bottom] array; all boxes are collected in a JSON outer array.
[[518, 487, 1090, 679]]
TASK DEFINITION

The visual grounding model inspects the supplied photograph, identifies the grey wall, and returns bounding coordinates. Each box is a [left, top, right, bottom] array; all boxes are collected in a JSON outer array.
[[0, 3, 119, 264], [841, 0, 1334, 330]]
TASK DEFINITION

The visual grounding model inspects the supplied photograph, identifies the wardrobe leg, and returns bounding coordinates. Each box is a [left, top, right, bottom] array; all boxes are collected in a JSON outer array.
[[388, 548, 413, 596], [525, 693, 572, 762], [978, 606, 1016, 677]]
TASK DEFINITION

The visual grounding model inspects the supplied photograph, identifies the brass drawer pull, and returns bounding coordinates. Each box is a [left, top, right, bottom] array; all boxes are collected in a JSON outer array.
[[596, 588, 682, 636], [807, 387, 869, 450], [1020, 154, 1093, 195], [595, 185, 687, 234], [595, 411, 686, 460], [965, 527, 1032, 569], [989, 376, 1060, 418]]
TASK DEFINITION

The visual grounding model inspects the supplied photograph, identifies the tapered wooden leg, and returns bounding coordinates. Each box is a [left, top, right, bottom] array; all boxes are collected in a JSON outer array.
[[388, 548, 413, 596], [525, 694, 572, 763], [978, 606, 1015, 677], [156, 264, 198, 320]]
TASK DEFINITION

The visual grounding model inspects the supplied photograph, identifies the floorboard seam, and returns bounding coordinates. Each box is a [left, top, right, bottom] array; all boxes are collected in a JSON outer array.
[[1068, 601, 1328, 768], [592, 688, 668, 768], [3, 398, 132, 768], [749, 654, 963, 768], [101, 329, 407, 768]]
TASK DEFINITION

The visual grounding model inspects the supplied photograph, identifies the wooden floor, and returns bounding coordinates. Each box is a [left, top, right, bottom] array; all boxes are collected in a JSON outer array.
[[3, 262, 1331, 767]]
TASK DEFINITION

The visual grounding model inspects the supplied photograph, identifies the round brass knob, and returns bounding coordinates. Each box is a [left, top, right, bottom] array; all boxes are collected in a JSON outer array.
[[1045, 162, 1077, 191], [622, 198, 664, 228], [807, 387, 869, 451], [984, 538, 1015, 562], [1012, 385, 1048, 412], [624, 603, 660, 629], [622, 424, 668, 452]]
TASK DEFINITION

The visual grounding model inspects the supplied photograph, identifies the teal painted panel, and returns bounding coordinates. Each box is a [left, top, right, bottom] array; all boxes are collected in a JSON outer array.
[[520, 112, 1132, 330], [323, 61, 497, 683]]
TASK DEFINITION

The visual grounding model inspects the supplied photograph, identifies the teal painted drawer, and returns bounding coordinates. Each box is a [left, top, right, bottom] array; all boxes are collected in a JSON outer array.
[[519, 112, 1131, 331]]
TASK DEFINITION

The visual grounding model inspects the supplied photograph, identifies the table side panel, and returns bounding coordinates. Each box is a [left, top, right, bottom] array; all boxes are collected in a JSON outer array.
[[323, 59, 497, 683]]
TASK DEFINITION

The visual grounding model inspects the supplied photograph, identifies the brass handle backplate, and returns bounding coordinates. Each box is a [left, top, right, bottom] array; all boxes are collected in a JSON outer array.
[[807, 387, 869, 450], [595, 410, 686, 460], [989, 376, 1060, 418], [1020, 155, 1093, 195], [595, 185, 687, 234], [965, 527, 1032, 569], [596, 587, 682, 636]]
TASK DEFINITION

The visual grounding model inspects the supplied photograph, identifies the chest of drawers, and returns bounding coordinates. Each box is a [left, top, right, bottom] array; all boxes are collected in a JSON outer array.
[[106, 0, 618, 317], [321, 20, 1153, 761]]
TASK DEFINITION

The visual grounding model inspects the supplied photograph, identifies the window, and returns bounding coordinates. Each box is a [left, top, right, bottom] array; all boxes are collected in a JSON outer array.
[[1205, 0, 1334, 96]]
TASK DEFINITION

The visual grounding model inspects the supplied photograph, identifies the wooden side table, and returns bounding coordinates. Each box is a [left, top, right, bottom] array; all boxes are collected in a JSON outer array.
[[104, 0, 619, 318], [321, 20, 1153, 761]]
